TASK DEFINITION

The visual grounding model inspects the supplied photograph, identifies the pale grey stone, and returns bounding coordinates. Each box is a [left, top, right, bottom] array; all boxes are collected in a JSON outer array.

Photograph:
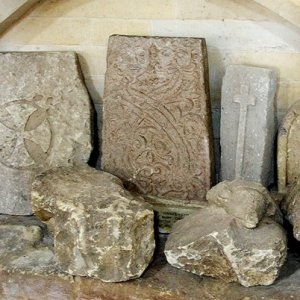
[[220, 65, 277, 186], [206, 180, 283, 228], [31, 165, 155, 282], [0, 52, 92, 215], [165, 207, 287, 287], [0, 215, 59, 275]]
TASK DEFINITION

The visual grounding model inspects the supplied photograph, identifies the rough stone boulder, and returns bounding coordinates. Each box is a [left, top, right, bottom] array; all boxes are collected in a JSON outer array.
[[206, 179, 283, 228], [31, 165, 155, 282], [165, 180, 287, 287]]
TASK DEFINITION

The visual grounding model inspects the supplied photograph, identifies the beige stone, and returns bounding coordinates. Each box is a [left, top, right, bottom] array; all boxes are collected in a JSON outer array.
[[32, 165, 155, 282], [165, 206, 287, 287], [206, 180, 283, 228], [102, 35, 214, 203], [278, 100, 300, 193], [0, 52, 92, 215], [282, 177, 300, 241]]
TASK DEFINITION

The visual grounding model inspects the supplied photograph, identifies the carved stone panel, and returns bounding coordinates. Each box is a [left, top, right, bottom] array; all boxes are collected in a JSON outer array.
[[0, 52, 92, 215], [278, 100, 300, 193], [220, 65, 277, 186], [102, 35, 214, 202]]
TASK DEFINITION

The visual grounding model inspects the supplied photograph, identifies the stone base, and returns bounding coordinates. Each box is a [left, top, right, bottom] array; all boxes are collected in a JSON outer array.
[[144, 196, 207, 233], [1, 233, 300, 299]]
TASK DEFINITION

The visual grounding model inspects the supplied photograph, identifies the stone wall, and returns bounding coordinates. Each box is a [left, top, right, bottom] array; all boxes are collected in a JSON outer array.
[[0, 0, 300, 178]]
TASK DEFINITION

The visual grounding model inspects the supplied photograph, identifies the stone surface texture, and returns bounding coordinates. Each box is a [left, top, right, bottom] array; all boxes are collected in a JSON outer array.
[[165, 206, 287, 287], [278, 100, 300, 193], [283, 177, 300, 241], [0, 52, 92, 215], [0, 215, 59, 275], [220, 65, 277, 186], [206, 179, 283, 228], [32, 165, 155, 282], [102, 35, 214, 203], [1, 232, 300, 300]]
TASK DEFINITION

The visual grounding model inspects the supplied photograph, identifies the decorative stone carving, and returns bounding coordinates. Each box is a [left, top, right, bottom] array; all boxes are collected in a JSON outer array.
[[0, 52, 92, 215], [32, 165, 155, 282], [220, 65, 277, 186], [278, 100, 300, 193], [206, 179, 283, 228], [165, 180, 287, 287], [102, 35, 214, 203]]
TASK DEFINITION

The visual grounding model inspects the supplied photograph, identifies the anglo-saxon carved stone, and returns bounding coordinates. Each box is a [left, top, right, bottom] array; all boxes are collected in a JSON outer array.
[[278, 100, 300, 193], [0, 52, 92, 215], [221, 65, 277, 186], [102, 35, 214, 203]]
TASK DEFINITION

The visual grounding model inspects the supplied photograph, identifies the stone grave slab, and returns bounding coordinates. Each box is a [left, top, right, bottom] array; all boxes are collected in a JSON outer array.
[[220, 65, 277, 186], [0, 52, 92, 215], [102, 35, 214, 212], [278, 100, 300, 193]]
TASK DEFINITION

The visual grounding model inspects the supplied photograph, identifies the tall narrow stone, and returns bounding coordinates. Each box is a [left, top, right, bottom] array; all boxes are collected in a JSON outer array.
[[278, 100, 300, 193], [220, 65, 277, 186], [102, 35, 214, 205], [0, 52, 92, 215]]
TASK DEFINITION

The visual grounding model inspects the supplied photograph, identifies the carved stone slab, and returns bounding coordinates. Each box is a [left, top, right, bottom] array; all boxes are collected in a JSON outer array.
[[220, 65, 277, 186], [102, 35, 214, 202], [278, 100, 300, 193], [0, 52, 92, 215]]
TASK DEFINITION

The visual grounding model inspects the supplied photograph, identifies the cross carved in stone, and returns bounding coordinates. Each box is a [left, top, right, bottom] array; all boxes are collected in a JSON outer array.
[[233, 84, 256, 178]]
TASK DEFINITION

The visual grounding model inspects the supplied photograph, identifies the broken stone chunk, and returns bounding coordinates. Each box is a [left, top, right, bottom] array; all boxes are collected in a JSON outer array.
[[0, 52, 92, 215], [0, 215, 58, 275], [165, 207, 287, 287], [283, 177, 300, 241], [31, 165, 155, 282], [206, 180, 282, 228]]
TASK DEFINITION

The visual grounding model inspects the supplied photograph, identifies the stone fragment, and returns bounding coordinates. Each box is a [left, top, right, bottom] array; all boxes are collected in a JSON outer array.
[[0, 52, 92, 215], [278, 100, 300, 193], [165, 207, 287, 287], [0, 215, 59, 275], [282, 177, 300, 241], [32, 165, 155, 282], [102, 35, 214, 203], [206, 180, 282, 228], [220, 65, 277, 186]]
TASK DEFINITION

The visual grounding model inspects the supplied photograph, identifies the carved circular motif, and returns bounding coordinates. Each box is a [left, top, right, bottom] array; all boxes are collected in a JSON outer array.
[[0, 99, 52, 170]]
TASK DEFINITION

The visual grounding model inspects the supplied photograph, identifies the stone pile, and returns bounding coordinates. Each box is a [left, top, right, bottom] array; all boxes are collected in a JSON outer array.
[[165, 180, 287, 287]]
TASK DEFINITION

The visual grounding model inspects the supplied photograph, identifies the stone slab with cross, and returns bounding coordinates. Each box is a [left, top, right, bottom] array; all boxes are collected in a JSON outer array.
[[102, 35, 214, 204], [220, 65, 277, 186], [0, 52, 92, 215]]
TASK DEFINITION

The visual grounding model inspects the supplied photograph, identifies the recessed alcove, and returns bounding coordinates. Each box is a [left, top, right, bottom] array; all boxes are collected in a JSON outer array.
[[1, 0, 300, 299]]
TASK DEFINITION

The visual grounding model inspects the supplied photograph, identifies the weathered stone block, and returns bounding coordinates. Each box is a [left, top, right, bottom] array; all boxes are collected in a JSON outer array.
[[220, 65, 277, 186], [165, 206, 287, 287], [102, 35, 214, 203], [283, 177, 300, 241], [278, 100, 300, 193], [32, 165, 155, 282], [0, 52, 92, 215]]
